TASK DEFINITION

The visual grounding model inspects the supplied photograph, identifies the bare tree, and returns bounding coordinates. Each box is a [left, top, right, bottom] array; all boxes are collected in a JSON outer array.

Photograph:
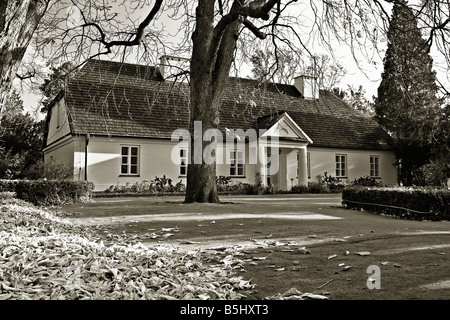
[[0, 0, 50, 120], [3, 0, 450, 202]]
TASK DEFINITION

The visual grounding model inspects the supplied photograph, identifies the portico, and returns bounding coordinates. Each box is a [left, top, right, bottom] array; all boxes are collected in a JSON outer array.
[[258, 112, 312, 191]]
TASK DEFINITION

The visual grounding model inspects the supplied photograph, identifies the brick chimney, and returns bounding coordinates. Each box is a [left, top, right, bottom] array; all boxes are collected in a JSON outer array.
[[294, 74, 319, 100]]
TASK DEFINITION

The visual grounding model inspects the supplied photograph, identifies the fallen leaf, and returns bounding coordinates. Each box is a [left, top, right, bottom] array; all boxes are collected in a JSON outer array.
[[342, 266, 352, 271], [178, 240, 200, 244], [301, 292, 328, 300], [355, 251, 370, 256], [296, 247, 311, 255], [252, 256, 267, 261], [328, 254, 337, 260]]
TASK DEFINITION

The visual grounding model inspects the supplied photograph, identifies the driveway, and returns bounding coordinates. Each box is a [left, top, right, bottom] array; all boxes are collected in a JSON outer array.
[[63, 193, 450, 251]]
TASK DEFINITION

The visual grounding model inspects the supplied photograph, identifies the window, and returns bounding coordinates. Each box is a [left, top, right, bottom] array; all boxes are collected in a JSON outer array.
[[335, 154, 347, 177], [121, 146, 139, 175], [230, 150, 244, 176], [370, 155, 380, 177], [179, 148, 188, 176]]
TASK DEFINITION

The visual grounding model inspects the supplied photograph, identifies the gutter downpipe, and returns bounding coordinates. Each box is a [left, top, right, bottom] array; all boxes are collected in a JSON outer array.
[[85, 133, 90, 181]]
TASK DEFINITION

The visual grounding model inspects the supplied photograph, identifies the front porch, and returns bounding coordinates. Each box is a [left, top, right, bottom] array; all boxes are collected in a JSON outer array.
[[257, 112, 313, 191], [260, 145, 309, 191]]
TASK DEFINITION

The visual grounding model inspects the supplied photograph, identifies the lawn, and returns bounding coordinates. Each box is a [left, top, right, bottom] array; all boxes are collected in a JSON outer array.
[[57, 194, 450, 300]]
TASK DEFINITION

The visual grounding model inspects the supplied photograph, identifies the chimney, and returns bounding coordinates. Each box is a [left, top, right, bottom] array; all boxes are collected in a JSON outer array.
[[159, 55, 190, 81], [294, 75, 319, 100]]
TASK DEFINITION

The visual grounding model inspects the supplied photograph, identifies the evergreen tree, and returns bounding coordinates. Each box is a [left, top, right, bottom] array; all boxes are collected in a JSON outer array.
[[374, 0, 442, 186], [0, 89, 45, 179]]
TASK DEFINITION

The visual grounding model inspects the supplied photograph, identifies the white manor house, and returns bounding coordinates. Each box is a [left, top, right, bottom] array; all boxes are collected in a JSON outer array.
[[43, 58, 398, 191]]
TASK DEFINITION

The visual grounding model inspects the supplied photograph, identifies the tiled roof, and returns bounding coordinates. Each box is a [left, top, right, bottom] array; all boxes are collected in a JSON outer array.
[[60, 59, 392, 150]]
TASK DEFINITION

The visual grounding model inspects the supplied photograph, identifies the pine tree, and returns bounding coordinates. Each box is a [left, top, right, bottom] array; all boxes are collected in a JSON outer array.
[[374, 0, 442, 186]]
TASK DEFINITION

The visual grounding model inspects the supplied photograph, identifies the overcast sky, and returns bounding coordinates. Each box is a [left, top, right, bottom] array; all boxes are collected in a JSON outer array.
[[15, 1, 448, 119]]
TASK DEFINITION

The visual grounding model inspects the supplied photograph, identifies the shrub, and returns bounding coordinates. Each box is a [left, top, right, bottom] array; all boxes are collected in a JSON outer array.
[[104, 176, 185, 195], [308, 181, 330, 193], [322, 172, 346, 192], [216, 175, 232, 192], [352, 176, 383, 187], [14, 180, 95, 206], [342, 186, 450, 221], [291, 185, 309, 193], [0, 179, 19, 192]]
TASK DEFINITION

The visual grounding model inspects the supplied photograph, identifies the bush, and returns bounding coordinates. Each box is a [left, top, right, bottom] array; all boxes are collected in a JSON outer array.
[[352, 176, 383, 187], [14, 180, 95, 206], [0, 179, 19, 192], [105, 176, 185, 195], [322, 172, 347, 192], [308, 181, 330, 193], [342, 186, 450, 221], [291, 185, 309, 193]]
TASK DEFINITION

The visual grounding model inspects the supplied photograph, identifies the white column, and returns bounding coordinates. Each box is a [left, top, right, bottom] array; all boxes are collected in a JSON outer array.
[[259, 145, 267, 186], [298, 147, 308, 186]]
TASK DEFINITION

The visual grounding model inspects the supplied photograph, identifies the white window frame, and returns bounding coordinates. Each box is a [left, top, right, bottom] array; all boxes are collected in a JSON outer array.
[[370, 155, 380, 178], [229, 150, 244, 177], [120, 145, 140, 176], [179, 148, 188, 176], [335, 154, 347, 178]]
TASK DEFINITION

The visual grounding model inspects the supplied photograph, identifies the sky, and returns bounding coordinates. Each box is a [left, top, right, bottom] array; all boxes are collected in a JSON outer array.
[[15, 0, 447, 119]]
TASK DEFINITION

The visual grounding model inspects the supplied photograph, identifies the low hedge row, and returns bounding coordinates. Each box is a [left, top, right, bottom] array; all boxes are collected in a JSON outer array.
[[0, 179, 19, 192], [342, 186, 450, 221], [0, 179, 95, 206]]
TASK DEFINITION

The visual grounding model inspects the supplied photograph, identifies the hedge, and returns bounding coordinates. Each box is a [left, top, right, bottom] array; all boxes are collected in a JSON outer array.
[[342, 186, 450, 221], [0, 179, 19, 192], [0, 179, 95, 206]]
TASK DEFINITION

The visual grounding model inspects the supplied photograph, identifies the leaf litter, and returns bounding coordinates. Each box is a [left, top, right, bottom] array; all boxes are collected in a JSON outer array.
[[0, 203, 255, 300]]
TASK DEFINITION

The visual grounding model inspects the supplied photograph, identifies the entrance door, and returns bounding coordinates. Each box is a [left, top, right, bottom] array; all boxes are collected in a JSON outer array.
[[278, 152, 287, 191]]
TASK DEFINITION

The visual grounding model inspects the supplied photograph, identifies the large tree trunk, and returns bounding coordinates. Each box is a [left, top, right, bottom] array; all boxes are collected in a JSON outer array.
[[0, 0, 48, 118], [184, 0, 241, 203]]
